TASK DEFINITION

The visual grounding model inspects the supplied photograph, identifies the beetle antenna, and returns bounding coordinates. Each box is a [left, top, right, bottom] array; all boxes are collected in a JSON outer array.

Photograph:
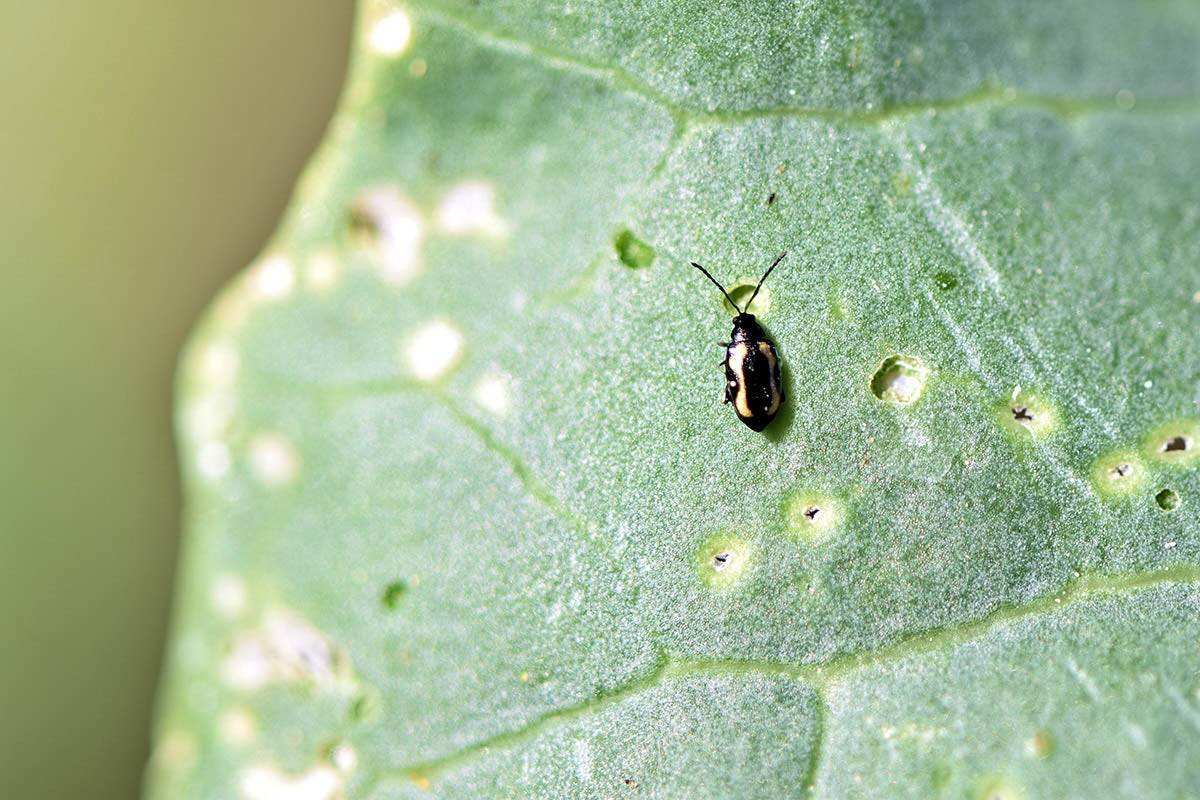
[[691, 262, 741, 313], [743, 251, 787, 312]]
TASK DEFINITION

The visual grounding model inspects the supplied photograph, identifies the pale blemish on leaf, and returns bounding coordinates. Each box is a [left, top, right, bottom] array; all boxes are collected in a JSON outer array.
[[211, 572, 248, 618], [1091, 451, 1145, 498], [196, 440, 233, 480], [1023, 731, 1054, 759], [367, 8, 412, 57], [400, 319, 465, 383], [222, 610, 352, 692], [786, 492, 842, 540], [218, 707, 258, 747], [237, 763, 341, 800], [329, 743, 358, 773], [999, 388, 1057, 440], [1144, 420, 1200, 467], [436, 180, 511, 238], [471, 373, 512, 416], [349, 185, 425, 286], [247, 433, 300, 486], [248, 254, 297, 302], [696, 536, 750, 589], [303, 251, 341, 291]]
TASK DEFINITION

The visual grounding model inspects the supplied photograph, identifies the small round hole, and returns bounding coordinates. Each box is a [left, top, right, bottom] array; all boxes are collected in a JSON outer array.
[[613, 228, 655, 269], [696, 537, 749, 588], [382, 581, 408, 609], [999, 390, 1057, 439], [1161, 436, 1191, 454], [1155, 488, 1180, 512], [1092, 451, 1145, 498], [870, 355, 930, 405]]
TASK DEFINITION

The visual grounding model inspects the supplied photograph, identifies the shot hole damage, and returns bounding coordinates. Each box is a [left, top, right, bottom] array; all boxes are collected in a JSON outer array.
[[696, 536, 749, 589], [1155, 488, 1180, 512], [1145, 421, 1200, 466], [1092, 451, 1145, 497], [613, 228, 655, 269], [1161, 436, 1191, 453], [787, 492, 841, 539], [382, 581, 408, 609], [999, 389, 1056, 439], [870, 355, 929, 405], [348, 185, 425, 286]]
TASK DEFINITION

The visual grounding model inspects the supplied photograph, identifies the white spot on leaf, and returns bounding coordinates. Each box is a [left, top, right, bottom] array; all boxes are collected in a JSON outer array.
[[212, 573, 248, 617], [238, 764, 341, 800], [472, 374, 512, 416], [248, 433, 300, 486], [330, 743, 358, 772], [368, 9, 412, 56], [250, 255, 296, 301], [219, 708, 258, 746], [573, 739, 593, 783], [222, 610, 348, 691], [353, 186, 425, 286], [401, 319, 465, 382], [199, 342, 240, 384], [197, 440, 232, 479], [305, 251, 341, 291], [436, 180, 510, 237]]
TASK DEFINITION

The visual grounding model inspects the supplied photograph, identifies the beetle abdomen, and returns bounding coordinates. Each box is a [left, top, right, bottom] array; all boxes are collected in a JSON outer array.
[[725, 339, 783, 431]]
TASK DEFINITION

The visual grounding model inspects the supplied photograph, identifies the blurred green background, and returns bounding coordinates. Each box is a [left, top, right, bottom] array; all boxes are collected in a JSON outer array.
[[0, 3, 353, 798]]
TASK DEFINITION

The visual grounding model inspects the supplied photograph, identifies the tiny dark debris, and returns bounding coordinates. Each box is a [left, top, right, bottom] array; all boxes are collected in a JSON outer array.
[[766, 192, 777, 206], [712, 552, 730, 567], [1113, 463, 1131, 478], [1012, 406, 1034, 422], [804, 506, 821, 520], [624, 778, 640, 789]]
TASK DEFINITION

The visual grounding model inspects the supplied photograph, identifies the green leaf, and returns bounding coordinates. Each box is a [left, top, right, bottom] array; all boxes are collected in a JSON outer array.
[[149, 1, 1200, 798]]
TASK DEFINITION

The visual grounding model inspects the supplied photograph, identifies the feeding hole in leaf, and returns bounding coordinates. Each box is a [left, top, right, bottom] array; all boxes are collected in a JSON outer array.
[[613, 228, 655, 269], [1161, 436, 1191, 454], [718, 280, 772, 317], [381, 581, 408, 610], [870, 355, 929, 405], [786, 492, 841, 540], [1144, 421, 1200, 465], [999, 389, 1056, 439], [1155, 488, 1180, 512], [696, 536, 749, 589], [1092, 451, 1145, 498], [348, 186, 425, 286]]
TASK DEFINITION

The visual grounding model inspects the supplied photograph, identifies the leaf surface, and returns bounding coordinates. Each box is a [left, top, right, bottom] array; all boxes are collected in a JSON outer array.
[[149, 1, 1200, 798]]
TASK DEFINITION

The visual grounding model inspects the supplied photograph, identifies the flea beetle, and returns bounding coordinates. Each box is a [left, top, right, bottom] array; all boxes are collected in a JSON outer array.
[[691, 252, 787, 432]]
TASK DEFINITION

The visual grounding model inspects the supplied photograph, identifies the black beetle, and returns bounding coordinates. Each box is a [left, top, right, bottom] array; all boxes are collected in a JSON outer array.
[[691, 252, 787, 432]]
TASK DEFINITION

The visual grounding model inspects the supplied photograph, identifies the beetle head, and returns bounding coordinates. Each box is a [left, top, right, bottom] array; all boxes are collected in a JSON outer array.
[[731, 313, 764, 342]]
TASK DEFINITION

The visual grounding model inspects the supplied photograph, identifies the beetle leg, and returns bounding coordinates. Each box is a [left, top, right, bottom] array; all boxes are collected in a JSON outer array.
[[723, 380, 734, 404]]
